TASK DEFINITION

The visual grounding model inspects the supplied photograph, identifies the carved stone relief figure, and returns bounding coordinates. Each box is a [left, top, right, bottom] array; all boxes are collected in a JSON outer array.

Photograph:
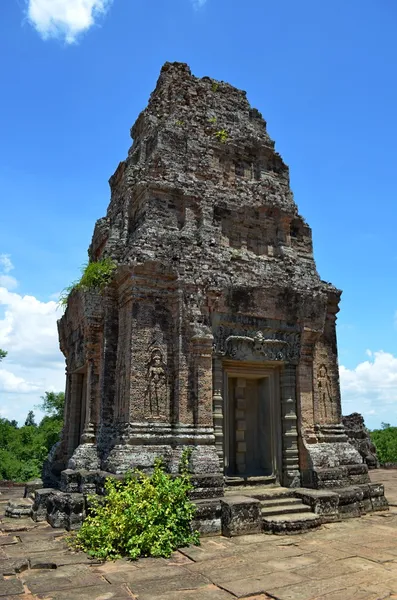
[[145, 348, 167, 417], [317, 363, 332, 420]]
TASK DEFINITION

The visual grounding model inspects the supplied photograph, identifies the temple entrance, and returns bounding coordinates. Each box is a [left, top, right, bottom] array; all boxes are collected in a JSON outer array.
[[224, 364, 280, 480]]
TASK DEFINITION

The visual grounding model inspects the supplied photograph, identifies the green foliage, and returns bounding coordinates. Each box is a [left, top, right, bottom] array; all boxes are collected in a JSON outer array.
[[37, 391, 65, 420], [24, 410, 37, 427], [214, 129, 229, 143], [175, 119, 185, 127], [59, 258, 116, 306], [0, 349, 7, 362], [211, 82, 219, 92], [0, 390, 64, 482], [371, 425, 397, 464], [71, 450, 199, 560], [208, 116, 217, 124]]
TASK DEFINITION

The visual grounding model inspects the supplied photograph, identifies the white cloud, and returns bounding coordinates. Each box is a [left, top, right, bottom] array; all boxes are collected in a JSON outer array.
[[0, 254, 17, 291], [0, 275, 18, 291], [0, 255, 14, 274], [27, 0, 113, 44], [0, 369, 39, 394], [340, 351, 397, 427], [0, 259, 65, 423]]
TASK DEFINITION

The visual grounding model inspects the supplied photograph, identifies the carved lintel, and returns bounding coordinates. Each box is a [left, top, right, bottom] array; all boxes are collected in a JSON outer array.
[[213, 327, 300, 363]]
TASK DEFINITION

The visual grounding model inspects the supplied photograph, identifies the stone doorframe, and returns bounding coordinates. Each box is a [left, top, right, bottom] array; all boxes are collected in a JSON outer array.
[[213, 356, 301, 487], [66, 365, 88, 459], [223, 361, 281, 480]]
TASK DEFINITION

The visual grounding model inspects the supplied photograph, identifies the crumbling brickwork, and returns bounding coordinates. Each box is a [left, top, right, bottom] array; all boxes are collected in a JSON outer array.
[[50, 62, 374, 494]]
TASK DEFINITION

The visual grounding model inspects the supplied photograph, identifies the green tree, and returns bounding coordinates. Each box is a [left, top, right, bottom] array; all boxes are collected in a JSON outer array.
[[24, 410, 37, 427], [0, 349, 7, 361], [371, 425, 397, 464], [37, 391, 65, 420], [0, 390, 65, 482]]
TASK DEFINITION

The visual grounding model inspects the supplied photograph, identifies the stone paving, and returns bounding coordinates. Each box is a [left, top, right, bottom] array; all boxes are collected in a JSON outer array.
[[1, 470, 397, 600]]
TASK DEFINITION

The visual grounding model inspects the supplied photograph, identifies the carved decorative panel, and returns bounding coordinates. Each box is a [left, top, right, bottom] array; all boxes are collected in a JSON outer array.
[[212, 314, 301, 364]]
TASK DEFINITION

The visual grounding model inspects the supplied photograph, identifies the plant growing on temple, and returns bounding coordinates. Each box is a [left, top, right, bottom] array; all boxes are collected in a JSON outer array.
[[70, 449, 199, 560], [59, 257, 116, 306], [214, 129, 228, 143], [211, 82, 219, 92]]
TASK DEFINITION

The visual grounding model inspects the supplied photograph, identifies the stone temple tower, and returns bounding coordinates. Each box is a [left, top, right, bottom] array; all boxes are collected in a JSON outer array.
[[45, 63, 386, 531]]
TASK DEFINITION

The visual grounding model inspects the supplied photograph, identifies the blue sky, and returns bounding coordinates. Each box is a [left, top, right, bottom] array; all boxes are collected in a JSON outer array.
[[0, 0, 396, 427]]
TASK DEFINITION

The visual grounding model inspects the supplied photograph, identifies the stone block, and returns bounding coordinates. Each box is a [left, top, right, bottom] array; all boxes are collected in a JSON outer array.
[[60, 469, 80, 493], [5, 498, 33, 519], [31, 488, 59, 523], [24, 478, 43, 500], [192, 498, 222, 536], [368, 482, 385, 497], [46, 492, 86, 530], [337, 486, 364, 506], [371, 495, 389, 511], [294, 488, 339, 522], [338, 502, 361, 519], [78, 469, 98, 494], [221, 495, 262, 537]]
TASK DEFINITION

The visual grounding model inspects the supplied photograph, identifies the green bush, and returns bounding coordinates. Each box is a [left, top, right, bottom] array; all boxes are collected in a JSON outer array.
[[371, 425, 397, 464], [71, 451, 199, 560]]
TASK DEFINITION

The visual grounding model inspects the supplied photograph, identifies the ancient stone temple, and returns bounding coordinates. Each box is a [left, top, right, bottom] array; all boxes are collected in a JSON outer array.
[[42, 62, 387, 533]]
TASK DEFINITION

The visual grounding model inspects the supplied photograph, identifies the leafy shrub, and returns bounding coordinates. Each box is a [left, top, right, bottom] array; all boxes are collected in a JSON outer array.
[[371, 425, 397, 464], [71, 451, 199, 560], [60, 258, 116, 306]]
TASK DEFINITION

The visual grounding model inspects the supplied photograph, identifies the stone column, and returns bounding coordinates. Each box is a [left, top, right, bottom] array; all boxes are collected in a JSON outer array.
[[213, 355, 224, 468], [280, 364, 300, 487]]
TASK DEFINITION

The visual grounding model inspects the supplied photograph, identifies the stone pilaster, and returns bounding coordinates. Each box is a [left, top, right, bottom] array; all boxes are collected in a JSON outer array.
[[191, 333, 214, 426], [281, 364, 300, 487], [212, 355, 224, 468], [67, 373, 83, 458]]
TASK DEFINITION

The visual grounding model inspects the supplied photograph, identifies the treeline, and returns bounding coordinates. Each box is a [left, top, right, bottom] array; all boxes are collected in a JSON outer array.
[[370, 423, 397, 465], [0, 392, 64, 482]]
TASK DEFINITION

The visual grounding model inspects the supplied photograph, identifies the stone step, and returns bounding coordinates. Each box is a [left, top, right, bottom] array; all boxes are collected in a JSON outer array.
[[260, 497, 303, 508], [262, 512, 322, 534], [249, 486, 295, 501], [5, 498, 33, 518], [261, 503, 311, 517]]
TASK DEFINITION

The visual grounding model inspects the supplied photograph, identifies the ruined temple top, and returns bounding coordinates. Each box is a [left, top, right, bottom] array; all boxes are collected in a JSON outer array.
[[88, 62, 336, 298], [131, 61, 275, 154]]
